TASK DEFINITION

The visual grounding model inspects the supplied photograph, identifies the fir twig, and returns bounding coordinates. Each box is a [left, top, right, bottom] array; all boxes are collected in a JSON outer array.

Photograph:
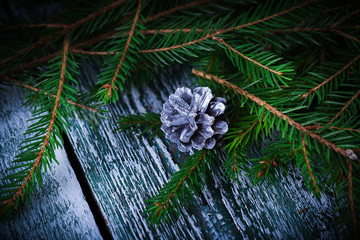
[[145, 0, 215, 23], [301, 134, 319, 193], [213, 37, 283, 76], [3, 39, 69, 209], [325, 89, 360, 126], [0, 0, 127, 68], [0, 37, 50, 66], [146, 150, 209, 224], [104, 0, 142, 99], [306, 125, 360, 133], [140, 0, 316, 53], [4, 76, 99, 113], [75, 0, 215, 48], [72, 48, 115, 56], [192, 69, 349, 159], [332, 30, 360, 44], [0, 52, 59, 77], [60, 0, 127, 33], [331, 9, 360, 28], [301, 54, 360, 99]]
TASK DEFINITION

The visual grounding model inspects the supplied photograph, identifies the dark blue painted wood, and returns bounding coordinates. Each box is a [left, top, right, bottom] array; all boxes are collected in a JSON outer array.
[[0, 86, 102, 239]]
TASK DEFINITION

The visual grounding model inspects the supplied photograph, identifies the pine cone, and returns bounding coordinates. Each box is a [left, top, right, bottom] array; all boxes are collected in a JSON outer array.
[[161, 87, 228, 152]]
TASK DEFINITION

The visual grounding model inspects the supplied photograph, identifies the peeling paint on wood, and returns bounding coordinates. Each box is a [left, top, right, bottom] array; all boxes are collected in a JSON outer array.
[[0, 86, 102, 239]]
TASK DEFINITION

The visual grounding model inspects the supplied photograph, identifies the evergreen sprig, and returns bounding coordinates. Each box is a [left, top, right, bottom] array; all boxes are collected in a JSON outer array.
[[1, 40, 72, 218], [0, 0, 359, 237], [144, 150, 210, 225]]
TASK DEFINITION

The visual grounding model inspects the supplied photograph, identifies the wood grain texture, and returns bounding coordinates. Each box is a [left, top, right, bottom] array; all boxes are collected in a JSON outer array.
[[66, 62, 340, 239], [0, 86, 102, 239]]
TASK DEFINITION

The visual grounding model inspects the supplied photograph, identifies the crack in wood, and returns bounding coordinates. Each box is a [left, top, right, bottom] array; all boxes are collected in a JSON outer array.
[[62, 133, 114, 240]]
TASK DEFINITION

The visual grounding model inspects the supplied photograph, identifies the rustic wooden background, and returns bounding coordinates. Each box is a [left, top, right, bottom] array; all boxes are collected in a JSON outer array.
[[0, 61, 341, 239]]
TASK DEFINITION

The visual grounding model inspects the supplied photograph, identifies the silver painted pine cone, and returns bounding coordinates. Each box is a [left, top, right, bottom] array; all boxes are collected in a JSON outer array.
[[161, 87, 228, 152]]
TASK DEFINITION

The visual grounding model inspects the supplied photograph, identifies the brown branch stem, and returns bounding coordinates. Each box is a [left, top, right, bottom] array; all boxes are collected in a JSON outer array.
[[233, 153, 238, 173], [301, 54, 360, 99], [2, 52, 59, 76], [145, 0, 215, 23], [4, 76, 99, 113], [8, 39, 70, 207], [306, 125, 360, 133], [140, 0, 316, 53], [213, 37, 283, 76], [155, 151, 207, 215], [192, 69, 348, 159], [61, 0, 127, 33], [76, 0, 215, 48], [331, 9, 360, 28], [333, 30, 360, 44], [0, 0, 126, 68], [0, 37, 51, 66], [106, 0, 142, 99], [326, 89, 360, 126], [301, 134, 319, 193]]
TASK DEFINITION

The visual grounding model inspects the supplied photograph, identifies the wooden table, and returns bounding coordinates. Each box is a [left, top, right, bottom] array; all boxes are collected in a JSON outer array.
[[0, 63, 340, 239]]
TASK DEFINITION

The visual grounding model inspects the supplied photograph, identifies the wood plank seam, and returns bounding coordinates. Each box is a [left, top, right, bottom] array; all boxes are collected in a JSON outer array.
[[62, 133, 114, 240]]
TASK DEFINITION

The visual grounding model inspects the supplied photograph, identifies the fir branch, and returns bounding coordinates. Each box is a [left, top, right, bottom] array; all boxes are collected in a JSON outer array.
[[139, 28, 204, 35], [213, 37, 283, 76], [3, 39, 69, 210], [224, 151, 249, 182], [4, 76, 99, 113], [325, 89, 360, 126], [0, 52, 59, 77], [140, 0, 316, 53], [257, 159, 279, 178], [331, 9, 360, 28], [144, 0, 216, 23], [225, 118, 260, 152], [74, 30, 117, 48], [60, 0, 127, 33], [273, 27, 360, 43], [0, 37, 50, 66], [74, 0, 214, 49], [330, 127, 360, 133], [306, 125, 360, 133], [104, 0, 142, 100], [192, 69, 349, 159], [1, 29, 115, 76], [301, 54, 360, 99], [333, 30, 360, 44], [146, 150, 209, 224], [301, 134, 319, 193], [0, 0, 127, 69], [72, 49, 115, 56]]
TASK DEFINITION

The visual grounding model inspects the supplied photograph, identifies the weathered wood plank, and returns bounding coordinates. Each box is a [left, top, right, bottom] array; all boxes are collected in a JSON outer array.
[[67, 62, 339, 239], [0, 86, 102, 239]]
